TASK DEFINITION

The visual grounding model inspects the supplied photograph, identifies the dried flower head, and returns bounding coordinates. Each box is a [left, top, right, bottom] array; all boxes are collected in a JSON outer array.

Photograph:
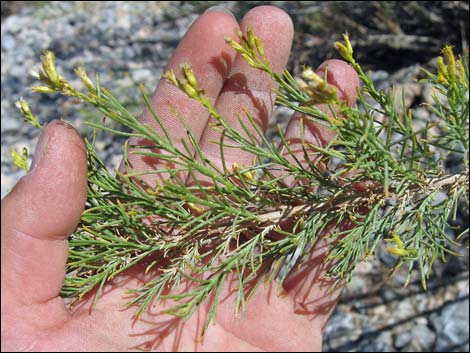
[[297, 66, 337, 105]]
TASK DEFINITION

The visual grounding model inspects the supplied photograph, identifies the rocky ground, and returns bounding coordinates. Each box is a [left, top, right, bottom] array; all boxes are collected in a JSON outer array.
[[1, 1, 469, 351]]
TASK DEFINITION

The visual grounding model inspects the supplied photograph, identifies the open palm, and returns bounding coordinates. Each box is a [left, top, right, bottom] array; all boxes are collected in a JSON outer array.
[[1, 6, 359, 351]]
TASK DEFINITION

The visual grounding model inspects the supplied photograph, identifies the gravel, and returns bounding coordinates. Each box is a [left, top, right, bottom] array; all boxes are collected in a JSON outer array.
[[431, 299, 470, 352], [1, 1, 468, 351]]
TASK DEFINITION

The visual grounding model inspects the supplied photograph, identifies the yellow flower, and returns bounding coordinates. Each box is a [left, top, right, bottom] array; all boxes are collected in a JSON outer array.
[[182, 64, 198, 88], [441, 46, 456, 81], [41, 50, 61, 86], [75, 66, 95, 92], [16, 99, 42, 128], [31, 85, 57, 94], [10, 147, 29, 172], [386, 247, 409, 257], [162, 69, 178, 87], [232, 162, 255, 182], [297, 66, 337, 105], [254, 35, 266, 59], [188, 202, 204, 214], [334, 33, 354, 62], [225, 37, 245, 53], [455, 59, 466, 84], [182, 82, 199, 99], [386, 233, 417, 258]]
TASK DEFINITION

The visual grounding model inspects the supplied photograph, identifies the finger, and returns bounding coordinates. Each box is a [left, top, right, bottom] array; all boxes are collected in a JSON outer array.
[[1, 121, 88, 306], [124, 9, 240, 187], [281, 60, 359, 327], [192, 6, 293, 180]]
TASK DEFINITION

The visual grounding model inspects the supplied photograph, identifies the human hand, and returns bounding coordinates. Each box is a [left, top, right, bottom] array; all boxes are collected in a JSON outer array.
[[1, 6, 358, 351]]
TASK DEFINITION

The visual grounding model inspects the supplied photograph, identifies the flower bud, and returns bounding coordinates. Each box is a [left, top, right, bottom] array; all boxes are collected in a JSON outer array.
[[241, 53, 257, 68], [188, 202, 204, 214], [16, 99, 42, 128], [17, 99, 32, 116], [75, 66, 95, 92], [334, 33, 354, 62], [41, 50, 61, 86], [10, 146, 29, 172], [254, 36, 266, 59], [182, 82, 199, 99], [162, 69, 178, 87], [441, 46, 456, 81], [247, 28, 256, 50], [182, 64, 198, 88], [386, 247, 408, 257], [225, 37, 245, 53], [455, 59, 465, 82], [32, 85, 57, 94]]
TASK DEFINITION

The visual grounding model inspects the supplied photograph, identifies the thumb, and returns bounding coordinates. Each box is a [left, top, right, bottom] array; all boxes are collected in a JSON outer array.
[[1, 120, 87, 306]]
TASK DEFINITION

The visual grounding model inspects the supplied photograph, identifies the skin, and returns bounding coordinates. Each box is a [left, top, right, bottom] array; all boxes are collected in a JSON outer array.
[[1, 6, 359, 352]]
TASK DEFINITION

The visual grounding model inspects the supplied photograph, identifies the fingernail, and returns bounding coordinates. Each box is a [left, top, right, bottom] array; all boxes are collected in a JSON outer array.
[[31, 123, 49, 171], [204, 5, 235, 19]]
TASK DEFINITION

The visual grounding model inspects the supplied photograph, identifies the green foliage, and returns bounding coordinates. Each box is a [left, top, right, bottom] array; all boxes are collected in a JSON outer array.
[[16, 31, 469, 333]]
